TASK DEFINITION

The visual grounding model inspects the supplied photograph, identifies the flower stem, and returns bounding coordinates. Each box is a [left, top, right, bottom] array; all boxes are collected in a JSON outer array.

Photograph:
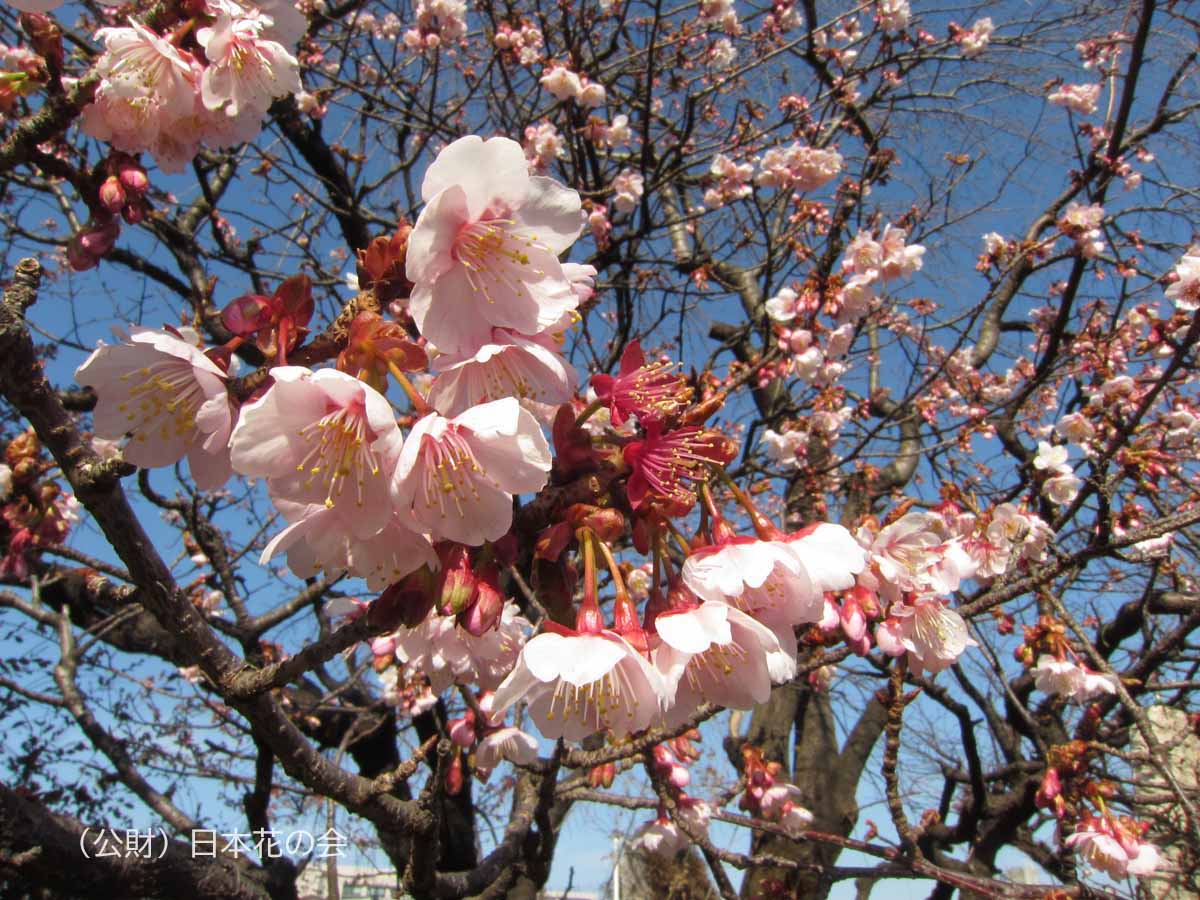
[[386, 359, 432, 416]]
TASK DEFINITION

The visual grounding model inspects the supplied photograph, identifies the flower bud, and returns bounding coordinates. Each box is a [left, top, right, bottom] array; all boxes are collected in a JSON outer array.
[[117, 160, 150, 196], [438, 544, 479, 616], [368, 566, 438, 630], [460, 565, 505, 636], [588, 762, 616, 788], [1035, 768, 1061, 809], [121, 201, 147, 225], [78, 218, 120, 258], [448, 712, 476, 748], [98, 176, 126, 213]]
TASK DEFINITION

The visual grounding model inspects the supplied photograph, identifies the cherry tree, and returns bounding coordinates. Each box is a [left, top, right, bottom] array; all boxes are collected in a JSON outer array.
[[0, 0, 1197, 898]]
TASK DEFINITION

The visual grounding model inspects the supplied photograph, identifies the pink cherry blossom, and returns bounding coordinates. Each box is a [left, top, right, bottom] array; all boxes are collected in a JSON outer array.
[[492, 626, 668, 741], [475, 726, 539, 773], [612, 168, 644, 213], [427, 327, 576, 423], [876, 0, 910, 32], [760, 427, 806, 467], [682, 538, 823, 628], [80, 20, 204, 167], [756, 143, 843, 193], [1032, 655, 1119, 702], [75, 326, 235, 490], [259, 503, 436, 587], [783, 523, 868, 592], [758, 782, 814, 835], [1164, 245, 1200, 312], [197, 7, 301, 119], [1066, 818, 1161, 880], [654, 601, 796, 725], [866, 512, 941, 592], [874, 596, 976, 675], [632, 818, 686, 858], [539, 65, 583, 100], [765, 287, 798, 322], [957, 17, 993, 57], [405, 136, 585, 356], [391, 397, 552, 545], [590, 339, 693, 426], [395, 601, 530, 693], [230, 366, 403, 533], [523, 121, 565, 170], [1048, 83, 1101, 116], [703, 154, 754, 208]]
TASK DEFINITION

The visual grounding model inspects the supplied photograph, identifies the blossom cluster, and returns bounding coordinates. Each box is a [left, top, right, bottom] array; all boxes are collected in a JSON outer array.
[[81, 1, 304, 173]]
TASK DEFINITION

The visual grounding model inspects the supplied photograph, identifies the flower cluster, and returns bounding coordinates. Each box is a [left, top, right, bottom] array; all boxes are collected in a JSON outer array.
[[402, 0, 468, 52], [756, 143, 843, 193], [1058, 202, 1106, 259], [0, 429, 79, 579], [81, 1, 303, 173], [539, 65, 606, 106], [1048, 82, 1101, 116]]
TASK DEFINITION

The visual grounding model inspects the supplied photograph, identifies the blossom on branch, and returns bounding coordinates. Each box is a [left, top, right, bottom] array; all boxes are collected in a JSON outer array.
[[406, 136, 585, 356], [76, 326, 235, 490]]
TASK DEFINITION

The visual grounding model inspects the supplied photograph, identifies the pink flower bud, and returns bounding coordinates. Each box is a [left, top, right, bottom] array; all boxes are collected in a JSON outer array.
[[1036, 768, 1062, 809], [669, 765, 691, 789], [78, 219, 119, 257], [460, 565, 504, 636], [370, 635, 396, 658], [119, 167, 149, 196], [98, 176, 126, 213], [66, 237, 98, 272], [448, 713, 476, 748], [121, 201, 146, 225], [438, 544, 479, 616]]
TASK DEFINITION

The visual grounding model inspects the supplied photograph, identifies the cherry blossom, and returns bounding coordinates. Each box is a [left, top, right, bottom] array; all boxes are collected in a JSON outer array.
[[874, 596, 976, 675], [1048, 83, 1101, 116], [760, 427, 806, 467], [623, 422, 735, 511], [590, 340, 693, 426], [655, 601, 796, 725], [703, 154, 754, 208], [1032, 655, 1119, 702], [80, 20, 203, 169], [765, 287, 799, 322], [682, 538, 823, 628], [197, 6, 301, 119], [783, 523, 868, 592], [394, 601, 531, 692], [1066, 817, 1161, 880], [1059, 202, 1106, 258], [230, 366, 402, 527], [1164, 245, 1200, 312], [539, 65, 582, 100], [523, 121, 565, 170], [631, 817, 686, 858], [612, 169, 645, 213], [260, 505, 436, 587], [756, 143, 843, 193], [76, 326, 235, 490], [405, 136, 585, 356], [428, 327, 576, 423], [475, 726, 539, 774], [957, 17, 994, 57], [492, 625, 668, 741], [391, 397, 552, 545], [876, 0, 910, 32]]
